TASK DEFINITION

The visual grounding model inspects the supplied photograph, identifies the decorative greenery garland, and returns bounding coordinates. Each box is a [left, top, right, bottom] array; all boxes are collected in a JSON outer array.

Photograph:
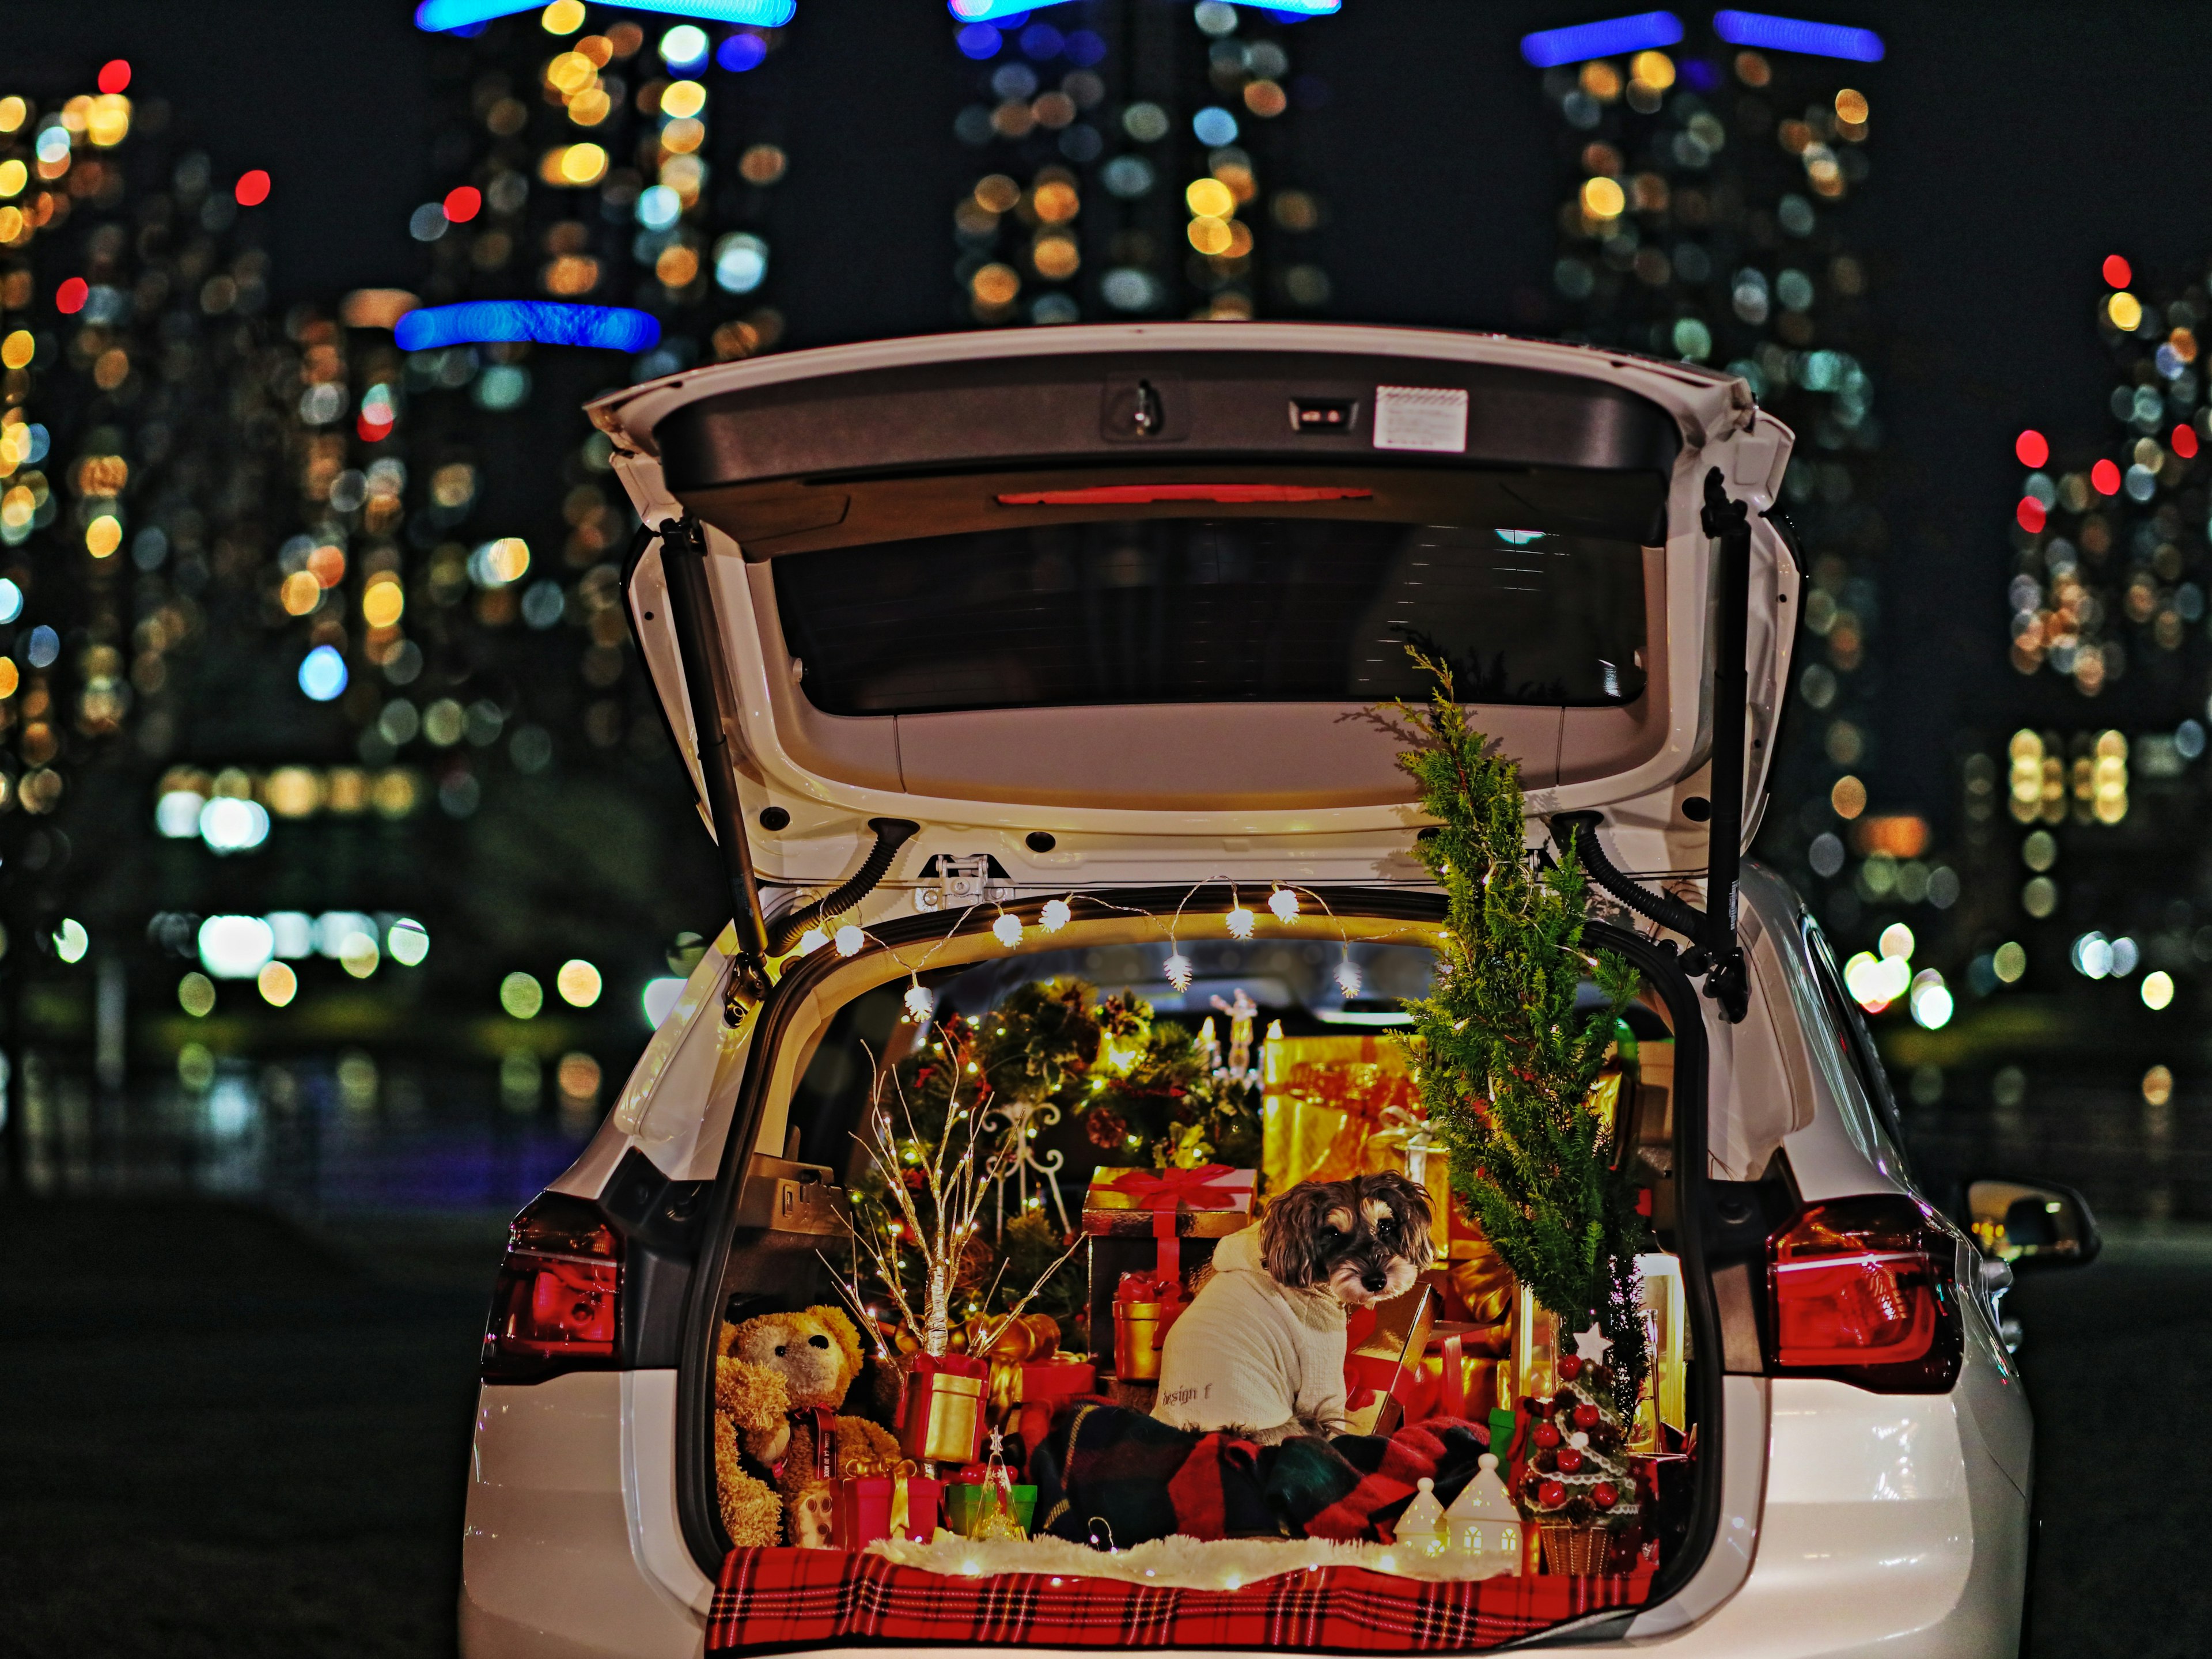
[[1389, 653, 1653, 1398]]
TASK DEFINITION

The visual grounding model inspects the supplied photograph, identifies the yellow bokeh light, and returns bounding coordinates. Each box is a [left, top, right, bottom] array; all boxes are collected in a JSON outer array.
[[661, 79, 707, 119], [281, 570, 322, 616], [0, 160, 22, 198], [482, 537, 531, 584], [556, 959, 603, 1007], [2142, 970, 2176, 1011], [87, 94, 130, 147], [1032, 232, 1080, 280], [362, 577, 404, 628], [1580, 60, 1622, 101], [0, 207, 23, 243], [1, 330, 32, 370], [1187, 215, 1233, 255], [1033, 180, 1079, 223], [257, 960, 298, 1007], [0, 659, 16, 698], [1630, 51, 1676, 90], [1185, 177, 1235, 219], [547, 51, 597, 95], [555, 143, 608, 185], [0, 98, 23, 135], [1581, 176, 1626, 219], [2143, 1065, 2175, 1106], [541, 0, 586, 31], [660, 117, 706, 156], [974, 173, 1020, 213], [1835, 88, 1869, 124], [654, 243, 700, 286], [85, 514, 122, 558], [2109, 290, 2144, 331], [971, 263, 1020, 306], [265, 766, 323, 817], [1831, 774, 1868, 819]]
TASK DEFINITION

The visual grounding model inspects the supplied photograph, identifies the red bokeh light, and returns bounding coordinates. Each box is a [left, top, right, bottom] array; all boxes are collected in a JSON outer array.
[[97, 59, 131, 95], [358, 413, 395, 442], [2175, 424, 2200, 460], [2014, 429, 2049, 469], [2103, 253, 2133, 289], [2090, 459, 2123, 495], [442, 185, 482, 224], [234, 169, 271, 207], [2016, 498, 2047, 533], [55, 277, 88, 315]]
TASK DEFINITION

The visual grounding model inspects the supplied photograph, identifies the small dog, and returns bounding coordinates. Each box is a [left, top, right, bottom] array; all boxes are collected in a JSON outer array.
[[1152, 1171, 1435, 1443]]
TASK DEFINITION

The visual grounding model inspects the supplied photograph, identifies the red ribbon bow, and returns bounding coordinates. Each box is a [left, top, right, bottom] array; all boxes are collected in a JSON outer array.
[[1107, 1164, 1239, 1282]]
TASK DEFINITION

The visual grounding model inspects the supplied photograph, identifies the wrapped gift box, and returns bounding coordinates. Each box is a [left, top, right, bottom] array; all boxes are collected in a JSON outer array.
[[1260, 1034, 1419, 1193], [1082, 1165, 1255, 1374], [830, 1468, 943, 1548], [895, 1352, 988, 1466], [1342, 1280, 1438, 1436]]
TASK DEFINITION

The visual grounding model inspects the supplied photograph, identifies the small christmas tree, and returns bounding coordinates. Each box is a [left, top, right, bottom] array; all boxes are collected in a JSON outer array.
[[1387, 652, 1653, 1402], [1519, 1327, 1638, 1540]]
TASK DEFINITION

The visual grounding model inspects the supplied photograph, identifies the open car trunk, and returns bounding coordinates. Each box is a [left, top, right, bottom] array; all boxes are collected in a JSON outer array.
[[581, 324, 1795, 1649], [662, 893, 1723, 1652]]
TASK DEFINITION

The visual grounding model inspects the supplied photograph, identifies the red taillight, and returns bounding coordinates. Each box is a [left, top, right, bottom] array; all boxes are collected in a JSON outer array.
[[995, 484, 1374, 505], [1767, 1195, 1962, 1392], [481, 1192, 622, 1384]]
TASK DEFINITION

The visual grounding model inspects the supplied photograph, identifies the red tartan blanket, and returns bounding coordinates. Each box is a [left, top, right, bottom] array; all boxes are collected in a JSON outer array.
[[706, 1547, 1654, 1654]]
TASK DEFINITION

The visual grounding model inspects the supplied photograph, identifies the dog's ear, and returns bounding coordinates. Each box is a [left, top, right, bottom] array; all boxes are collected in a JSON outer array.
[[1362, 1170, 1436, 1269], [1260, 1179, 1345, 1287]]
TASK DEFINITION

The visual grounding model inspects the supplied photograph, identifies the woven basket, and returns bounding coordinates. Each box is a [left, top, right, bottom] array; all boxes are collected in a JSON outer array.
[[1537, 1520, 1620, 1576]]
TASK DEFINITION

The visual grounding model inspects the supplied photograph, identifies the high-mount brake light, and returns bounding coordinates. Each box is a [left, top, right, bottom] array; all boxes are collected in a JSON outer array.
[[1767, 1194, 1963, 1393], [480, 1191, 622, 1383], [995, 484, 1374, 505]]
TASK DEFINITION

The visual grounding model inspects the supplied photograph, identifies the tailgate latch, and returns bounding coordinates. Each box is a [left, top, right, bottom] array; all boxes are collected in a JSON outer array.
[[914, 854, 1013, 913]]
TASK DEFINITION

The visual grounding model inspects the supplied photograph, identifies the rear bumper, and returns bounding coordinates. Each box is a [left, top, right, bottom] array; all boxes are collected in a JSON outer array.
[[460, 1371, 708, 1659], [459, 1375, 2024, 1659]]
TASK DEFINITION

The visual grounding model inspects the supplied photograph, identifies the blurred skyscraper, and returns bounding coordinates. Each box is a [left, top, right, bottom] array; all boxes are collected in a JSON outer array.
[[947, 0, 1333, 326]]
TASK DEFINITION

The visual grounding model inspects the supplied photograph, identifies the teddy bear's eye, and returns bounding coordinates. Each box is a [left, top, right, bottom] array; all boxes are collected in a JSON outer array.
[[809, 1334, 830, 1350], [774, 1344, 787, 1357]]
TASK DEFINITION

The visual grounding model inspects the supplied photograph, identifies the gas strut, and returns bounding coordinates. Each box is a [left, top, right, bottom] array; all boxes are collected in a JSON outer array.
[[1552, 467, 1753, 1023], [653, 516, 773, 1017]]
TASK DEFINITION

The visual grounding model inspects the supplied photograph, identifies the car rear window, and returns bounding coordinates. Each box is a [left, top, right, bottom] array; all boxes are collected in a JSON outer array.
[[771, 515, 1647, 715]]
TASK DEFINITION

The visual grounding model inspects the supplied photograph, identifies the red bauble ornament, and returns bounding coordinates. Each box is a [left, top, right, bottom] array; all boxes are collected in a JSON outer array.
[[1557, 1446, 1585, 1474], [1537, 1479, 1567, 1509], [1533, 1422, 1561, 1449], [1592, 1482, 1620, 1509], [1572, 1402, 1601, 1430], [1558, 1354, 1583, 1381]]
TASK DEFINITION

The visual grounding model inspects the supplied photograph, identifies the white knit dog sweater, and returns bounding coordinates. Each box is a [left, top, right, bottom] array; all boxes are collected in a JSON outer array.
[[1150, 1226, 1350, 1442]]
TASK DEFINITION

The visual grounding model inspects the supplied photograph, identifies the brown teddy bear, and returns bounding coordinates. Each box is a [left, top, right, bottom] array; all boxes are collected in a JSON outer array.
[[714, 1305, 902, 1547]]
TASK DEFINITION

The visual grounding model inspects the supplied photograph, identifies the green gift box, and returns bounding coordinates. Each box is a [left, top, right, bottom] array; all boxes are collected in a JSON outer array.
[[943, 1482, 1037, 1538]]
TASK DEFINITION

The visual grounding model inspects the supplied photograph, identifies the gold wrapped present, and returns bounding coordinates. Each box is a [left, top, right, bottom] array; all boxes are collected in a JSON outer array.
[[1260, 1033, 1419, 1192]]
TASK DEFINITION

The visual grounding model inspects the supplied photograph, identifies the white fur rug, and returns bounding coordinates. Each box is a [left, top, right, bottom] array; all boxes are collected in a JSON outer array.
[[867, 1532, 1520, 1588]]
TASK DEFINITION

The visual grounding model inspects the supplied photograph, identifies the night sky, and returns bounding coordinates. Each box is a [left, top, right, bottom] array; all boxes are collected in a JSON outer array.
[[17, 0, 2212, 830]]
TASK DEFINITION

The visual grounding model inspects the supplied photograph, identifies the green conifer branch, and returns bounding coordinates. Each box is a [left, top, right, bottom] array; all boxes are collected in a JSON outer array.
[[1386, 651, 1654, 1398]]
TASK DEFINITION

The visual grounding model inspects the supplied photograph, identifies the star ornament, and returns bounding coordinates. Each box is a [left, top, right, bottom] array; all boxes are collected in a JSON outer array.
[[1571, 1323, 1615, 1365]]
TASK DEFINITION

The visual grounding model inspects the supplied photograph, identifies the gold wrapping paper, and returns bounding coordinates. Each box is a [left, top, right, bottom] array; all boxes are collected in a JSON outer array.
[[897, 1364, 987, 1465], [1111, 1301, 1179, 1381], [1630, 1252, 1687, 1452], [1260, 1035, 1419, 1192]]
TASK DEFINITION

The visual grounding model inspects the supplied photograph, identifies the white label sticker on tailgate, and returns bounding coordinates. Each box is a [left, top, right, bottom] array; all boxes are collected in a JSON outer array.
[[1372, 385, 1469, 453]]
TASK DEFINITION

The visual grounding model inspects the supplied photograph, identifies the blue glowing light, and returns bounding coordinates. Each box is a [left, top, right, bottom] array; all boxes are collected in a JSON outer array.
[[1713, 10, 1883, 61], [717, 32, 769, 70], [945, 1, 1036, 22], [1520, 10, 1683, 67], [955, 22, 1001, 57], [1192, 105, 1239, 145], [415, 0, 794, 31], [25, 624, 58, 668], [395, 301, 661, 353], [0, 579, 20, 624], [298, 645, 348, 703]]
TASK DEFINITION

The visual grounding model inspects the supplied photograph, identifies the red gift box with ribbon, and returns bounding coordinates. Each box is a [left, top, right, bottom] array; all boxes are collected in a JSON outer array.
[[895, 1350, 990, 1466], [1083, 1165, 1255, 1379], [830, 1461, 942, 1550]]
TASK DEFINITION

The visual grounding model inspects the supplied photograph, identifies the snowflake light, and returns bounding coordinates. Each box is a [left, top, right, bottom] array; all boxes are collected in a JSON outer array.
[[1225, 905, 1256, 940], [903, 983, 934, 1021], [1334, 957, 1362, 998], [797, 927, 829, 955], [1164, 952, 1194, 991], [1040, 897, 1071, 933], [834, 924, 865, 957], [992, 914, 1023, 948], [1267, 888, 1300, 922]]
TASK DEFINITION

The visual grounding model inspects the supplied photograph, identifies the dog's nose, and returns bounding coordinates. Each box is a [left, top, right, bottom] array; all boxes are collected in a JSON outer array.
[[1361, 1269, 1387, 1294]]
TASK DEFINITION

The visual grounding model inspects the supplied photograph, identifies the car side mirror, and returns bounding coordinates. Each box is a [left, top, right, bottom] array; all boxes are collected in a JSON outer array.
[[1965, 1178, 2100, 1269]]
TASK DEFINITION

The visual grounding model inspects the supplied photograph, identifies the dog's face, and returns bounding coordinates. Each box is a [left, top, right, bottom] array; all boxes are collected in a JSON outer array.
[[1259, 1171, 1435, 1308]]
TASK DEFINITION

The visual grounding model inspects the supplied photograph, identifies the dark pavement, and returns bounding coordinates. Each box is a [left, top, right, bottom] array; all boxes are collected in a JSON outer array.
[[1, 1198, 2202, 1656]]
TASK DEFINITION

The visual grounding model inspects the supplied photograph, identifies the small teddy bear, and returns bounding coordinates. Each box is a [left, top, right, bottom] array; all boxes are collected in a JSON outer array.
[[715, 1304, 902, 1547]]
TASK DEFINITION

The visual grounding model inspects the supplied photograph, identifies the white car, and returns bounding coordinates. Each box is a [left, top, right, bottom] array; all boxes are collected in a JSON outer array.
[[458, 324, 2095, 1658]]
